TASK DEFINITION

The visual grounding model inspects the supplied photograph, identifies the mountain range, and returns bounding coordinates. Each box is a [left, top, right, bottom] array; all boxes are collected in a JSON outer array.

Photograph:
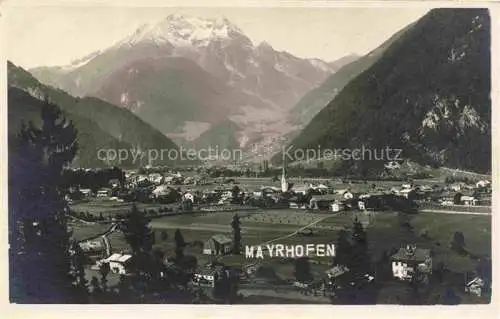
[[21, 9, 491, 173], [277, 8, 491, 174], [30, 14, 354, 158]]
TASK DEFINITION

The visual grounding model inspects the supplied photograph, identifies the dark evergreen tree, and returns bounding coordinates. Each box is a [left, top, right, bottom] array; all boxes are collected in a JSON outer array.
[[335, 229, 352, 267], [294, 257, 313, 283], [120, 203, 153, 274], [174, 228, 186, 262], [231, 214, 241, 254], [376, 250, 393, 281], [99, 262, 110, 291], [231, 185, 241, 204], [9, 97, 81, 303], [434, 262, 448, 283], [476, 257, 492, 295], [350, 217, 370, 276], [90, 276, 101, 295], [430, 286, 461, 305], [69, 240, 89, 303], [213, 268, 239, 304], [397, 212, 412, 230], [407, 265, 424, 305], [450, 231, 466, 254], [160, 230, 168, 241]]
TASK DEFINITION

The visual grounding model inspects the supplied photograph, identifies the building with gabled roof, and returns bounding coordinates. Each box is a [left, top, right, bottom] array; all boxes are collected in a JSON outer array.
[[104, 253, 134, 275], [391, 245, 432, 282], [203, 234, 233, 255], [465, 276, 486, 297]]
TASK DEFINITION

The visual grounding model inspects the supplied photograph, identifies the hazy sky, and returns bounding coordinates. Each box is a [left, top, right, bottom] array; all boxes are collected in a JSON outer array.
[[4, 4, 430, 68]]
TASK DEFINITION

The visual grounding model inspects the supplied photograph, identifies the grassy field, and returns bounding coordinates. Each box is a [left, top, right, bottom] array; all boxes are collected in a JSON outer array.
[[70, 199, 171, 217], [71, 204, 491, 282], [69, 221, 111, 241]]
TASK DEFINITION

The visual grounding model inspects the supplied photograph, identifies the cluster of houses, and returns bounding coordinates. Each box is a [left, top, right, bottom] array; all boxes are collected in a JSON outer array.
[[304, 244, 433, 293], [437, 180, 492, 206], [66, 161, 492, 216], [286, 178, 491, 213]]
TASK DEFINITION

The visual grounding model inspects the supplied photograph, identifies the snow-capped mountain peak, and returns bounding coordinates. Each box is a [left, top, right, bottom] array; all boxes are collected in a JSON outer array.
[[120, 14, 245, 47]]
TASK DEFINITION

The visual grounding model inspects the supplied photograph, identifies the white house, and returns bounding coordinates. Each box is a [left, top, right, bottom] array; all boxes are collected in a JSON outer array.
[[148, 173, 163, 185], [342, 190, 354, 200], [358, 201, 366, 210], [183, 192, 195, 203], [465, 277, 485, 297], [135, 174, 149, 183], [217, 190, 233, 204], [402, 183, 413, 189], [461, 195, 478, 206], [252, 191, 263, 198], [309, 194, 337, 210], [193, 269, 217, 287], [316, 184, 329, 192], [291, 185, 310, 195], [80, 188, 93, 197], [96, 188, 111, 198], [476, 180, 491, 189], [104, 253, 134, 275], [330, 202, 342, 212], [289, 202, 299, 209], [449, 183, 464, 192], [391, 245, 432, 281], [398, 188, 417, 199], [192, 265, 225, 287], [384, 161, 401, 170], [152, 185, 171, 198]]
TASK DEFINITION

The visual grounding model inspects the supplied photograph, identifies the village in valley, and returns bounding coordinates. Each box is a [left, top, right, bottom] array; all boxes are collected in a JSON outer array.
[[66, 159, 492, 304]]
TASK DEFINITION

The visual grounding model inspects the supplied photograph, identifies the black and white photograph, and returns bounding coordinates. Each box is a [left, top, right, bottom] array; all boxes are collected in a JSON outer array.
[[4, 0, 495, 309]]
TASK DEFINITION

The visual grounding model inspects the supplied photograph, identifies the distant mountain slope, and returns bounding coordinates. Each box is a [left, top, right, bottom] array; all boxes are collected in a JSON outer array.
[[288, 25, 412, 129], [280, 8, 491, 173], [91, 56, 263, 136], [8, 61, 183, 167], [328, 54, 361, 71], [8, 87, 132, 167], [30, 14, 335, 156], [191, 119, 241, 153]]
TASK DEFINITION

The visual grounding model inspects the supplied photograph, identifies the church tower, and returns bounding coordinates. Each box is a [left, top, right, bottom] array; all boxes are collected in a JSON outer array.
[[281, 153, 288, 193]]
